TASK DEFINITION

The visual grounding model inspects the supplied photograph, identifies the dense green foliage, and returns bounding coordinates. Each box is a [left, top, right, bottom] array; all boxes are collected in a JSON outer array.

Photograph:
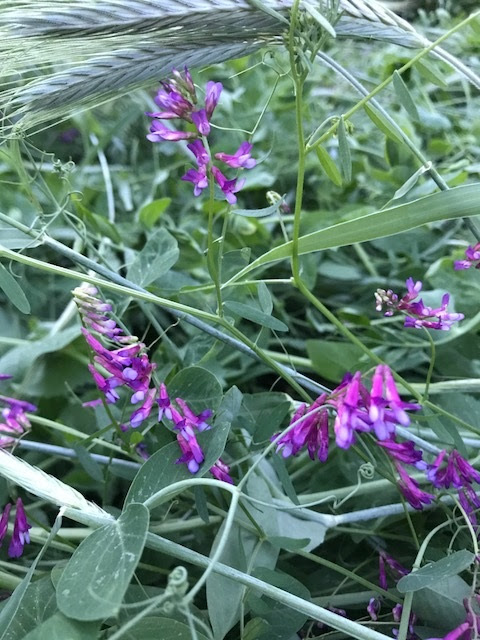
[[0, 2, 480, 639]]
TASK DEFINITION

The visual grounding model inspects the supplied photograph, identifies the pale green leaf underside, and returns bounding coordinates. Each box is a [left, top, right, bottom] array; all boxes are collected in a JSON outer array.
[[227, 184, 480, 282], [397, 550, 475, 593], [56, 503, 149, 621]]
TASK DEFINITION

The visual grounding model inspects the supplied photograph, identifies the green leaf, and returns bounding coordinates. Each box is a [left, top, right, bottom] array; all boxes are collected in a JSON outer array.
[[0, 577, 56, 640], [270, 453, 299, 505], [415, 59, 448, 89], [306, 340, 364, 382], [72, 195, 121, 243], [0, 326, 80, 378], [268, 536, 311, 551], [247, 567, 311, 640], [392, 164, 430, 200], [126, 228, 179, 287], [167, 366, 223, 414], [315, 145, 342, 186], [56, 503, 149, 621], [207, 474, 279, 639], [0, 230, 42, 250], [120, 617, 209, 640], [124, 387, 241, 506], [228, 185, 480, 281], [364, 103, 404, 144], [257, 281, 273, 314], [0, 263, 30, 313], [397, 551, 474, 593], [237, 393, 290, 442], [22, 614, 100, 640], [72, 444, 104, 483], [393, 70, 420, 121], [138, 198, 171, 229], [233, 202, 283, 218], [337, 116, 352, 183], [223, 301, 288, 332], [412, 575, 471, 629], [207, 521, 248, 639]]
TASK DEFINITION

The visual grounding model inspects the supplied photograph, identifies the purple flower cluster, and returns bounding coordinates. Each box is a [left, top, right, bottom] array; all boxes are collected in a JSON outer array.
[[428, 449, 480, 527], [375, 277, 464, 330], [275, 364, 421, 459], [454, 243, 480, 271], [74, 285, 157, 429], [74, 285, 232, 483], [0, 376, 36, 448], [146, 67, 256, 204], [273, 364, 441, 510], [274, 364, 480, 516], [0, 498, 31, 558]]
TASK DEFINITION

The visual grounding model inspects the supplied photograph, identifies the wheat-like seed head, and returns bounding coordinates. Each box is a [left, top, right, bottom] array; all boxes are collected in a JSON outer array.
[[0, 450, 113, 520], [0, 0, 478, 135]]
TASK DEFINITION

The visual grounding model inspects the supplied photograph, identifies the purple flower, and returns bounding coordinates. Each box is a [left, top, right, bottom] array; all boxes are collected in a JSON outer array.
[[274, 394, 329, 461], [215, 142, 256, 169], [204, 81, 222, 118], [392, 604, 403, 622], [428, 449, 480, 489], [378, 550, 409, 591], [181, 165, 209, 196], [171, 67, 196, 100], [8, 498, 31, 558], [211, 166, 245, 205], [75, 286, 157, 426], [130, 388, 157, 428], [191, 109, 211, 136], [375, 278, 464, 331], [0, 389, 36, 448], [378, 438, 426, 470], [0, 503, 11, 546], [175, 398, 212, 432], [158, 382, 173, 421], [175, 431, 205, 473], [147, 120, 197, 142], [458, 484, 480, 527], [369, 365, 420, 439], [367, 597, 381, 621], [136, 443, 150, 460], [187, 140, 210, 167], [150, 89, 194, 120], [396, 464, 434, 510], [454, 243, 480, 270], [333, 372, 371, 449], [210, 459, 233, 484]]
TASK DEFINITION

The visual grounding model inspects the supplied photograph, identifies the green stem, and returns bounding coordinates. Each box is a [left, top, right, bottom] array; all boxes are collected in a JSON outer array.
[[288, 0, 306, 282], [307, 11, 480, 154], [206, 166, 224, 317], [396, 520, 452, 640], [297, 550, 401, 605]]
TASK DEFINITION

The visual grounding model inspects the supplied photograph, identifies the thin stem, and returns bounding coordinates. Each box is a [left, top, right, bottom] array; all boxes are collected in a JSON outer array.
[[27, 414, 129, 457], [308, 12, 480, 154], [206, 165, 224, 317]]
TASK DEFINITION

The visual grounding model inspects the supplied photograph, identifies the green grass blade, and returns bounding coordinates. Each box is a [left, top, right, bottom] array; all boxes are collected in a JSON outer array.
[[226, 184, 480, 282]]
